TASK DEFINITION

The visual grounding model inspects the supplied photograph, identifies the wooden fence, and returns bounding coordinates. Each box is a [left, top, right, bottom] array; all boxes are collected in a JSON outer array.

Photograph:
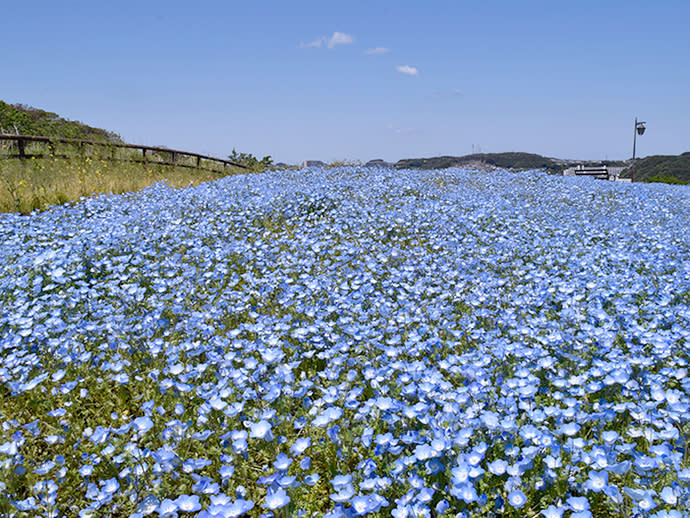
[[0, 134, 249, 173]]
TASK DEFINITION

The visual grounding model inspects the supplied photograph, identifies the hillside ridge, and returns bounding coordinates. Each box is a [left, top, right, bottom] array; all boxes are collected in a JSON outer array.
[[0, 100, 122, 143]]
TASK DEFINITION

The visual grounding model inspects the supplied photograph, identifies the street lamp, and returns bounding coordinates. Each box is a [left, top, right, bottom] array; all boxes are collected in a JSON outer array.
[[631, 117, 646, 182]]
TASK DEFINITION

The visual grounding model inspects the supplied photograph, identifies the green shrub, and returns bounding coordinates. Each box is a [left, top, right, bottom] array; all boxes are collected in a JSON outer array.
[[646, 174, 688, 185]]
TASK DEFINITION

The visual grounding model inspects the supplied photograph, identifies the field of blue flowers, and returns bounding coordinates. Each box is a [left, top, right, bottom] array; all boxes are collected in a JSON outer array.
[[1, 166, 689, 518]]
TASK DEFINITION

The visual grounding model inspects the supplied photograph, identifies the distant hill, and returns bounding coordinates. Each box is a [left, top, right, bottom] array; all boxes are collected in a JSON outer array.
[[395, 152, 565, 173], [0, 100, 122, 143], [394, 151, 690, 185], [621, 153, 690, 184]]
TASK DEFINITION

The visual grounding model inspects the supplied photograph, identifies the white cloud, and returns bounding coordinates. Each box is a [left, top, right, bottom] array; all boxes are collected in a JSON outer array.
[[327, 32, 354, 48], [300, 31, 354, 49], [300, 37, 326, 48], [396, 65, 419, 77], [365, 47, 390, 55]]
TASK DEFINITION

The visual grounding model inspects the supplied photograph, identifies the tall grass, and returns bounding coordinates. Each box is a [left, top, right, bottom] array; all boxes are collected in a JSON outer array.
[[0, 146, 249, 213]]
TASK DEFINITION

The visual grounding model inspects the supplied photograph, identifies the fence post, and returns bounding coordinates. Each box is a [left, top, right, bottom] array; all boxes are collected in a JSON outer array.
[[17, 137, 26, 158], [196, 155, 201, 168]]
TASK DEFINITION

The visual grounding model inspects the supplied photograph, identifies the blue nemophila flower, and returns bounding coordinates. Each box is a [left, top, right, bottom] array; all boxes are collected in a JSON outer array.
[[101, 478, 119, 495], [44, 434, 63, 444], [566, 496, 590, 512], [192, 476, 220, 495], [174, 494, 201, 512], [635, 455, 658, 472], [488, 459, 508, 476], [249, 420, 274, 441], [559, 422, 580, 436], [451, 482, 478, 504], [584, 470, 608, 492], [624, 489, 658, 512], [391, 505, 412, 518], [312, 406, 343, 427], [300, 456, 312, 470], [331, 474, 352, 491], [507, 490, 527, 508], [158, 498, 178, 517], [208, 396, 226, 411], [277, 475, 298, 488], [47, 407, 66, 417], [608, 460, 631, 475], [274, 452, 292, 471], [89, 426, 109, 444], [435, 499, 449, 514], [136, 494, 160, 515], [133, 416, 154, 434], [351, 493, 389, 515], [202, 498, 254, 518], [413, 444, 435, 461], [451, 463, 470, 484], [219, 464, 234, 480], [33, 460, 55, 475], [210, 494, 232, 506], [659, 486, 677, 505], [541, 505, 565, 518], [79, 464, 94, 477], [304, 473, 320, 486], [290, 437, 311, 455], [263, 487, 290, 510], [651, 512, 685, 518], [0, 441, 18, 455], [330, 484, 355, 503]]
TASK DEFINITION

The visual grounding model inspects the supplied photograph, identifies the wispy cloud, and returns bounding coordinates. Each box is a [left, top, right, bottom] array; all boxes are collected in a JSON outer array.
[[365, 47, 390, 55], [429, 88, 462, 100], [396, 65, 419, 77], [327, 32, 353, 48], [300, 37, 326, 48], [300, 32, 354, 49]]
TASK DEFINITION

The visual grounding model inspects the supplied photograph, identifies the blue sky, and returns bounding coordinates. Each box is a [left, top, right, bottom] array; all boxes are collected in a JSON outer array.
[[3, 1, 689, 164]]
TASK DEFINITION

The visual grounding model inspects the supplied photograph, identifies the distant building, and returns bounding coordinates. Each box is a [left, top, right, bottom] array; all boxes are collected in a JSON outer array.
[[365, 159, 392, 168], [302, 160, 326, 168], [563, 164, 626, 181]]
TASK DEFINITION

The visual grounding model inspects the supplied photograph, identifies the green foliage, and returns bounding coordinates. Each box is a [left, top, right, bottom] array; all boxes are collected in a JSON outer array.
[[622, 152, 690, 183], [646, 173, 689, 185], [0, 100, 122, 142], [228, 148, 273, 171]]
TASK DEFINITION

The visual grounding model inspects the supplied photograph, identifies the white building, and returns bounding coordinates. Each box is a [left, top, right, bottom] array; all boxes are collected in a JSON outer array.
[[563, 165, 626, 181]]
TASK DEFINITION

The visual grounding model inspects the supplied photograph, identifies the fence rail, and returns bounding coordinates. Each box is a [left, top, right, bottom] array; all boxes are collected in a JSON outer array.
[[0, 134, 250, 172]]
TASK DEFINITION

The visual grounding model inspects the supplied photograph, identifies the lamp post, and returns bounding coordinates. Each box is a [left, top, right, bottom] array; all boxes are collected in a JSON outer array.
[[631, 117, 646, 182]]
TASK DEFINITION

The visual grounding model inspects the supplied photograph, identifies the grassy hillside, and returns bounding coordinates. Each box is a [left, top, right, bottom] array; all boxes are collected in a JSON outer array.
[[621, 152, 690, 184], [0, 100, 122, 142], [395, 152, 564, 173], [0, 101, 258, 213]]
